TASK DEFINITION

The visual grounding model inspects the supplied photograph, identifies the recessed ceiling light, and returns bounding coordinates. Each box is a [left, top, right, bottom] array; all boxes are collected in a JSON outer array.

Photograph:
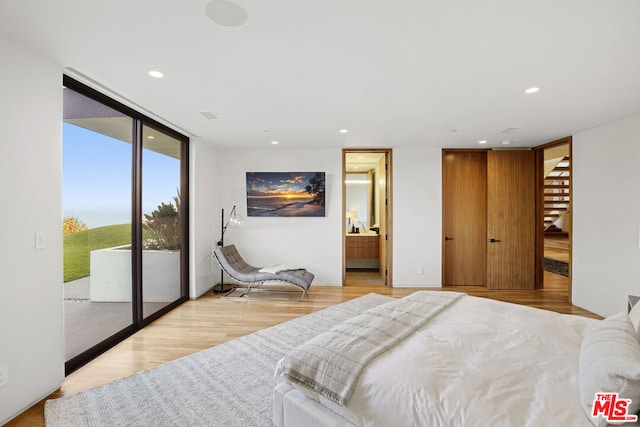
[[148, 70, 164, 78], [147, 135, 155, 139], [271, 141, 279, 145], [478, 140, 488, 144], [502, 140, 512, 145], [358, 156, 364, 160], [339, 129, 349, 134], [525, 87, 539, 94], [353, 166, 359, 169]]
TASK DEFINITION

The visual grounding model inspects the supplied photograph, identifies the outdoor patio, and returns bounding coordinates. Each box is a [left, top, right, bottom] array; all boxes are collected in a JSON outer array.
[[64, 278, 168, 360]]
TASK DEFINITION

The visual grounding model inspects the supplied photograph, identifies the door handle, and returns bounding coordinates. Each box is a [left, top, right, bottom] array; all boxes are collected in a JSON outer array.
[[445, 236, 454, 241], [488, 238, 501, 243]]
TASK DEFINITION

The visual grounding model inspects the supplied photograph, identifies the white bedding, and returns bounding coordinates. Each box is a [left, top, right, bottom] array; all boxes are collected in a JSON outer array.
[[275, 294, 599, 427], [279, 291, 463, 405]]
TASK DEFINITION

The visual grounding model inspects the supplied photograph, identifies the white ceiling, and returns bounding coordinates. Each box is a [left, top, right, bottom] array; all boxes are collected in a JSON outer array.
[[2, 0, 640, 150], [345, 152, 385, 172]]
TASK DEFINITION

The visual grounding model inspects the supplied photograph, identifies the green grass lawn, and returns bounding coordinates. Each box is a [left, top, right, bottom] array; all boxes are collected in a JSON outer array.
[[63, 224, 134, 283]]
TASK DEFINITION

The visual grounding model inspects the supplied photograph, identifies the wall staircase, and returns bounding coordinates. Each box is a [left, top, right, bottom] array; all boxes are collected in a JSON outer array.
[[544, 155, 570, 232]]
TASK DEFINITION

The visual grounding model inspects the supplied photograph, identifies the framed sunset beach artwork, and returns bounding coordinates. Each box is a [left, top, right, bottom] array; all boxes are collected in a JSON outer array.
[[246, 172, 326, 217]]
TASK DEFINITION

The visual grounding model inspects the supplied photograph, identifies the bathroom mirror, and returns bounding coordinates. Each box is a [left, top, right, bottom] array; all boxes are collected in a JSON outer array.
[[344, 153, 385, 233]]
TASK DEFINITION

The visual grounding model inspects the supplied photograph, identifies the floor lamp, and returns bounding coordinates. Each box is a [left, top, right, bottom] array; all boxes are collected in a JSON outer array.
[[215, 205, 244, 293]]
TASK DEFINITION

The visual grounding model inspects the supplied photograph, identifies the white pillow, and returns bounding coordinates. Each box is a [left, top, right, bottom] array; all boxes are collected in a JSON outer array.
[[579, 312, 640, 427], [629, 301, 640, 339]]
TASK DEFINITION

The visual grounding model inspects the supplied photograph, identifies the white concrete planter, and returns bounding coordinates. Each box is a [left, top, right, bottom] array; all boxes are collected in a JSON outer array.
[[90, 245, 181, 302]]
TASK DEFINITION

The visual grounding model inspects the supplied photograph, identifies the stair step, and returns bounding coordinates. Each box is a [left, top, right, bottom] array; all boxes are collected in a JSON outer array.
[[543, 152, 570, 228]]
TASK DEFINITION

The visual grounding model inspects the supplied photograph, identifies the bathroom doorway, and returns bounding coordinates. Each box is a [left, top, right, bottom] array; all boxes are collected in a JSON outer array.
[[342, 149, 392, 286]]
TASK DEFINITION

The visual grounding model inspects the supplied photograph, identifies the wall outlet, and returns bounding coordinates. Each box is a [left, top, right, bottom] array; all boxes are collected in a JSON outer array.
[[0, 366, 8, 388], [417, 266, 424, 275]]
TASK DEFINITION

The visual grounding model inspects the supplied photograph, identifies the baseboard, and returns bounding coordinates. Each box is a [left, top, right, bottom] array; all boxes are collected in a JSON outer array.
[[2, 383, 61, 426]]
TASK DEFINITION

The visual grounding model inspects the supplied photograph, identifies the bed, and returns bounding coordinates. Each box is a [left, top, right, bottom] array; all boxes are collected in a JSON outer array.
[[273, 291, 640, 427]]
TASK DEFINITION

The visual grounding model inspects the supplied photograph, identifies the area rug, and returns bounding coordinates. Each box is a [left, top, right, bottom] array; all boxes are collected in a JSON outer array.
[[45, 293, 393, 427], [544, 257, 569, 277]]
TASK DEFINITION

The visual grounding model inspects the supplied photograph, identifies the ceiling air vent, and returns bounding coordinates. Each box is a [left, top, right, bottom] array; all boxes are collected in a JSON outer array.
[[497, 126, 521, 135], [200, 111, 218, 120]]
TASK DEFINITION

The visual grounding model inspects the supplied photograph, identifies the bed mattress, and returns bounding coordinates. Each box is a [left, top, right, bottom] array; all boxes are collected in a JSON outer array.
[[274, 293, 600, 427]]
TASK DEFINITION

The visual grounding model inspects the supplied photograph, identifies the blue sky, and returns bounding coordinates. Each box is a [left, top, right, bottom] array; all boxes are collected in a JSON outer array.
[[63, 122, 180, 229], [246, 172, 316, 197]]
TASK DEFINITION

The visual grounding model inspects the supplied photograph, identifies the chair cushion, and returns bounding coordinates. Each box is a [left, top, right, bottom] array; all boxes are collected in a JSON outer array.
[[214, 245, 314, 290]]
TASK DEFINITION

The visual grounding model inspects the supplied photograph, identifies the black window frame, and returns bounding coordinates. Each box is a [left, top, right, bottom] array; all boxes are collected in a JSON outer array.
[[63, 75, 189, 375]]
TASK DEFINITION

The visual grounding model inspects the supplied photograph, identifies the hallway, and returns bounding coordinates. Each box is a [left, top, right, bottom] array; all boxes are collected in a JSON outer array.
[[345, 270, 385, 286]]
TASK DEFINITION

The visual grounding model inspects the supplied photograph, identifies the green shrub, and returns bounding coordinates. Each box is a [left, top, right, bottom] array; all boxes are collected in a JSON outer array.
[[143, 190, 181, 250]]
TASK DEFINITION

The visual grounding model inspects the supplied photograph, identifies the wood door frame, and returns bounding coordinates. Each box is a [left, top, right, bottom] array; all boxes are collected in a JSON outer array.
[[534, 136, 572, 302], [342, 148, 393, 286]]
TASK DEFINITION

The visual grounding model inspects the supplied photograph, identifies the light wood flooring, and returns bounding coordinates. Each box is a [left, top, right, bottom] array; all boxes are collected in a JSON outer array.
[[7, 273, 598, 427], [345, 270, 386, 285], [544, 235, 570, 263]]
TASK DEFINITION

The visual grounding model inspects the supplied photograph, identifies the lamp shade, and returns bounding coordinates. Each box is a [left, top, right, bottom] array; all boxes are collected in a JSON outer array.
[[228, 210, 244, 228]]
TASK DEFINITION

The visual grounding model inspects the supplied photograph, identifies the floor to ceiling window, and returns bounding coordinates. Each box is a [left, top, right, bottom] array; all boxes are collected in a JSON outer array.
[[62, 76, 189, 374], [141, 125, 184, 319]]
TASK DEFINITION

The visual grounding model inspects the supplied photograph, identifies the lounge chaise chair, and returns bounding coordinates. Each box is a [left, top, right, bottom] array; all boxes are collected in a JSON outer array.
[[213, 245, 314, 300]]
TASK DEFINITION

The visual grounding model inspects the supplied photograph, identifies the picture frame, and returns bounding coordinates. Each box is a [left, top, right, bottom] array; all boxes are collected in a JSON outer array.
[[246, 172, 326, 217]]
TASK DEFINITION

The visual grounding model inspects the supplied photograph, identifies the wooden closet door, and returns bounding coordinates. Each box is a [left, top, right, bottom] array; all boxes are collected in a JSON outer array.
[[486, 150, 535, 289], [442, 150, 487, 286]]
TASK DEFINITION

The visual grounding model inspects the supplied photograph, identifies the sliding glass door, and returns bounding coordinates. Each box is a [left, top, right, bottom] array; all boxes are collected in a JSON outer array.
[[141, 125, 183, 319], [62, 89, 134, 362], [62, 76, 188, 373]]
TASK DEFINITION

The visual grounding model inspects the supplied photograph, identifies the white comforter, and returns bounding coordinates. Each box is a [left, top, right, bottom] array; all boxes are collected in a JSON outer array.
[[276, 294, 599, 427]]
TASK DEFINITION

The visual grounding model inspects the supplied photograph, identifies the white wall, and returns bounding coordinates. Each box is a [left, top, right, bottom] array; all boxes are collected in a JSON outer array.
[[216, 147, 442, 287], [0, 37, 65, 424], [217, 148, 343, 285], [573, 113, 640, 317], [392, 148, 442, 286], [189, 139, 221, 298]]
